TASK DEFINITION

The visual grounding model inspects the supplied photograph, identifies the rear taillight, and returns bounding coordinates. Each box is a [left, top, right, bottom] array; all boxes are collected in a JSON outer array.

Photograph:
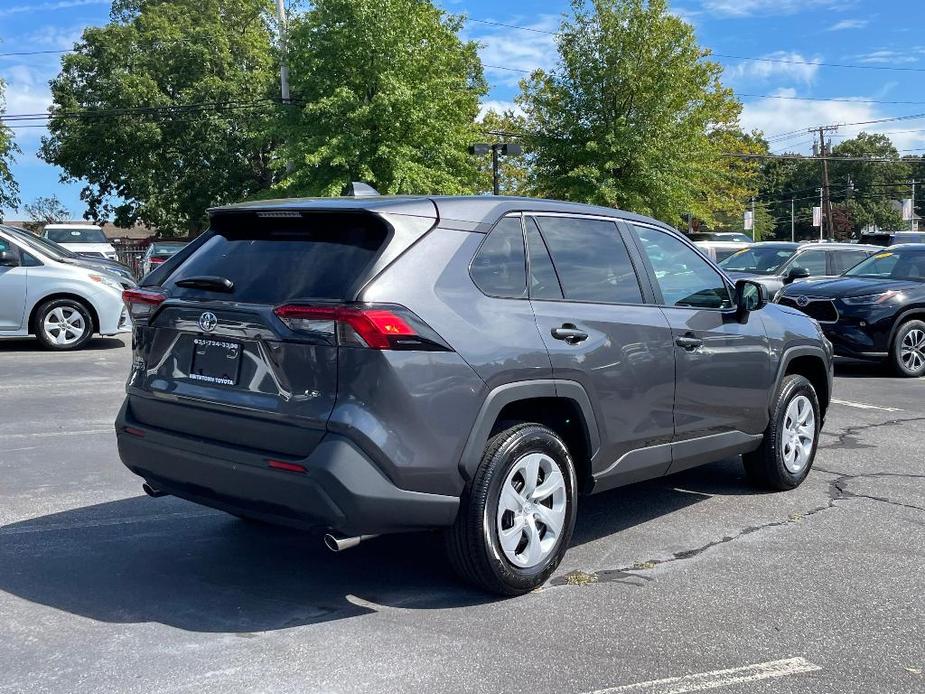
[[149, 256, 167, 265], [122, 287, 166, 320], [273, 304, 449, 351]]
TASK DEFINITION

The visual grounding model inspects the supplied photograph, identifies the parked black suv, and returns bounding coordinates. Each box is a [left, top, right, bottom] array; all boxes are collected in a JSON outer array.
[[116, 196, 833, 595], [777, 244, 925, 377]]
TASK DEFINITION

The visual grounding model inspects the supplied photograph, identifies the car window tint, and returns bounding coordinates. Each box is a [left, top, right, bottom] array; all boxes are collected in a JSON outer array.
[[535, 216, 642, 304], [525, 217, 563, 300], [470, 217, 527, 299], [785, 249, 827, 275], [633, 225, 732, 309], [834, 250, 871, 274]]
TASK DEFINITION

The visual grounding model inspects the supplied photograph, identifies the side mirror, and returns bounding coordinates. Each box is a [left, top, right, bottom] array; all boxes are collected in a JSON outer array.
[[735, 279, 768, 315], [0, 250, 20, 267], [786, 266, 811, 283]]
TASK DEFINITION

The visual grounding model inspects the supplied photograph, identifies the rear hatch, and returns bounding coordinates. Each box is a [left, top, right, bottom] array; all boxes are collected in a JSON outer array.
[[124, 206, 435, 459]]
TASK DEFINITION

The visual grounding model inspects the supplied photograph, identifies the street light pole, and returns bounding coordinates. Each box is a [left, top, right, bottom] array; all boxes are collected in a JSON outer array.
[[791, 199, 795, 243], [492, 146, 501, 196], [469, 143, 523, 195], [276, 0, 290, 104]]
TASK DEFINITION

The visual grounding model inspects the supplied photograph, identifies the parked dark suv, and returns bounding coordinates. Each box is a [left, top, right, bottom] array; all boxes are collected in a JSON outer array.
[[777, 244, 925, 377], [116, 195, 833, 595]]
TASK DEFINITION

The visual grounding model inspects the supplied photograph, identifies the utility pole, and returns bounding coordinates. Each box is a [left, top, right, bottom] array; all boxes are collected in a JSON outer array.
[[751, 198, 756, 240], [913, 179, 918, 231], [791, 199, 795, 243], [276, 0, 290, 104], [811, 125, 839, 242]]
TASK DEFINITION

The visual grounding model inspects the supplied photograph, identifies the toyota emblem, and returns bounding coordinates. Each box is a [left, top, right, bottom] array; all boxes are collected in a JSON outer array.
[[198, 312, 218, 332], [796, 296, 810, 308]]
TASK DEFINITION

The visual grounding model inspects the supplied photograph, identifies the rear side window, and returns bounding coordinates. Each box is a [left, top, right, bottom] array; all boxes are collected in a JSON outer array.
[[166, 214, 388, 303], [470, 217, 527, 299], [535, 216, 642, 304], [525, 218, 563, 300], [833, 249, 871, 274]]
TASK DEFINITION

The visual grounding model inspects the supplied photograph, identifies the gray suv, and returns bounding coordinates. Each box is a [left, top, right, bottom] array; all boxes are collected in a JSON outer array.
[[116, 196, 833, 595]]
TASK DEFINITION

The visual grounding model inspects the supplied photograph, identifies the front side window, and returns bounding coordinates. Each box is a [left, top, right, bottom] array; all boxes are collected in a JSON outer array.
[[534, 216, 642, 304], [633, 225, 732, 309], [470, 217, 527, 299]]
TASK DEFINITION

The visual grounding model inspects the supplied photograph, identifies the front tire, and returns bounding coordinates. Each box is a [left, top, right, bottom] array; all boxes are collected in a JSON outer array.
[[33, 298, 94, 351], [890, 320, 925, 378], [446, 424, 577, 596], [743, 374, 820, 491]]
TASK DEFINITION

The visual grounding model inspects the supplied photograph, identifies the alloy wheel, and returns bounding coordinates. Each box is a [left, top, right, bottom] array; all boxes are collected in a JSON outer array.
[[42, 306, 87, 346], [900, 328, 925, 373], [495, 452, 568, 569], [781, 395, 815, 474]]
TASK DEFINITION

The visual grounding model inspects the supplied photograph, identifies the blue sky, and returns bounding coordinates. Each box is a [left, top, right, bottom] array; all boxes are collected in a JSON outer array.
[[1, 0, 925, 219]]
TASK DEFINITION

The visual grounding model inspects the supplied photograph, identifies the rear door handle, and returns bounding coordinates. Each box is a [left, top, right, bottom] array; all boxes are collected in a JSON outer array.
[[551, 324, 589, 344], [675, 335, 703, 351]]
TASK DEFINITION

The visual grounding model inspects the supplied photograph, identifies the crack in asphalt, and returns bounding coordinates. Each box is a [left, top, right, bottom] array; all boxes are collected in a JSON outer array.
[[819, 415, 925, 451], [553, 422, 925, 588]]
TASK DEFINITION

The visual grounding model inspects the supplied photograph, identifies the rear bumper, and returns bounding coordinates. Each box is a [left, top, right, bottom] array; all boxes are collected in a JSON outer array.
[[115, 401, 459, 535]]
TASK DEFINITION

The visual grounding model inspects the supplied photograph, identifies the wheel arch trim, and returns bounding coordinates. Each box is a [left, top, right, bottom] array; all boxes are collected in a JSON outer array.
[[459, 379, 601, 481], [886, 308, 925, 349], [772, 344, 832, 415]]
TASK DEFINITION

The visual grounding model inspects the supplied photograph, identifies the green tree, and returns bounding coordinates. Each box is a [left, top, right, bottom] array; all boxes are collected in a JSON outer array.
[[23, 195, 71, 233], [40, 0, 278, 235], [516, 0, 757, 227], [276, 0, 486, 196], [0, 76, 20, 221]]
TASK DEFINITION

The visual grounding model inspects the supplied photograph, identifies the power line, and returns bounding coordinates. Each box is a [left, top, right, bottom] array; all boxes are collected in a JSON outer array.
[[711, 52, 925, 74], [740, 93, 925, 107]]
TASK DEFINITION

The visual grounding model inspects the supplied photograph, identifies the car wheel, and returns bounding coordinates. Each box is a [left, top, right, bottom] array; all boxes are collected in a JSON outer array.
[[743, 374, 820, 491], [446, 423, 577, 596], [34, 298, 94, 351], [890, 320, 925, 378]]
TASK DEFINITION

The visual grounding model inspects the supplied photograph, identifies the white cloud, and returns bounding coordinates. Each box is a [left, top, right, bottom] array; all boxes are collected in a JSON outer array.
[[727, 52, 820, 85], [828, 19, 868, 31], [478, 99, 523, 120], [701, 0, 844, 17], [741, 89, 925, 154], [853, 50, 919, 65], [467, 15, 559, 88]]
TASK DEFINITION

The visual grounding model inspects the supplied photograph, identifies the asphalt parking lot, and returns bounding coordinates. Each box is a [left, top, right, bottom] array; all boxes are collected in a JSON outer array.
[[1, 337, 923, 694]]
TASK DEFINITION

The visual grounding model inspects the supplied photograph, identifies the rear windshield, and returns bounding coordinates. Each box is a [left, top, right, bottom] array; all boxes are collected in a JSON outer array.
[[165, 214, 389, 303], [46, 228, 107, 243]]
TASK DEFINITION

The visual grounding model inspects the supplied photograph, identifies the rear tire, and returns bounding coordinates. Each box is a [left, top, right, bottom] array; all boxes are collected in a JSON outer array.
[[890, 320, 925, 378], [744, 374, 820, 491], [33, 298, 94, 351], [446, 423, 577, 596]]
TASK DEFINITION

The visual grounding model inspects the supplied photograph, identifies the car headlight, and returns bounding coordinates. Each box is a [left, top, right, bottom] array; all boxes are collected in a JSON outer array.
[[88, 273, 124, 292], [841, 290, 900, 305]]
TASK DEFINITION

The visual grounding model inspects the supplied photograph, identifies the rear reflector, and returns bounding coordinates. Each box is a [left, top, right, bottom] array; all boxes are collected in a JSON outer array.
[[122, 288, 166, 320], [267, 459, 307, 473], [123, 426, 146, 438], [274, 304, 428, 350]]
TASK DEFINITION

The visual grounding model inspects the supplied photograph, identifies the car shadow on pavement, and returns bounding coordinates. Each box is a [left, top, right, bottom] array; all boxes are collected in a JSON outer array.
[[833, 358, 892, 379], [0, 459, 747, 633], [0, 337, 127, 352]]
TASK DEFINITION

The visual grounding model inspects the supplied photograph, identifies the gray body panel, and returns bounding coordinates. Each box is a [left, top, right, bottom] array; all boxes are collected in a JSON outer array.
[[116, 194, 834, 535]]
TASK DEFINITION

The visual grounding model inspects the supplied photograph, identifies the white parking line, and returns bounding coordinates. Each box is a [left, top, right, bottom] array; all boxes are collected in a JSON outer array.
[[830, 398, 903, 412], [0, 511, 216, 535], [586, 657, 822, 694], [0, 428, 113, 441]]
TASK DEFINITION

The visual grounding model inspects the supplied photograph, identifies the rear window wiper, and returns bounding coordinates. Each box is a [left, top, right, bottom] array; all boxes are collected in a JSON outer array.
[[174, 275, 235, 293]]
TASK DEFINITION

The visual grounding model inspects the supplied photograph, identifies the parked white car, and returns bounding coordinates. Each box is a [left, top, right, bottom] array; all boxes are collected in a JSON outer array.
[[42, 224, 118, 261], [0, 227, 130, 350], [695, 240, 751, 264]]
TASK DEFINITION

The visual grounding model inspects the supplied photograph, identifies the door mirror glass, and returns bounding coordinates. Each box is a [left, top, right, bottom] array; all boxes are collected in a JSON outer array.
[[735, 279, 767, 313], [0, 249, 20, 267], [787, 266, 811, 282]]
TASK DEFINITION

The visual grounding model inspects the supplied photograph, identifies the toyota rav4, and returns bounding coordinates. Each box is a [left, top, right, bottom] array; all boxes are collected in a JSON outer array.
[[116, 195, 833, 595]]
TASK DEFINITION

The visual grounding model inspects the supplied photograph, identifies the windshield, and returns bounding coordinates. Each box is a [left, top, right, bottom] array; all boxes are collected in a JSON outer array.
[[6, 228, 76, 260], [845, 249, 925, 281], [46, 228, 108, 244], [719, 247, 795, 274]]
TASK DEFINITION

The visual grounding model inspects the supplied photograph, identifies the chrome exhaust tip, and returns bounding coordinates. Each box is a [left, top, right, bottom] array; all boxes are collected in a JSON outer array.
[[323, 533, 378, 552], [142, 482, 168, 498]]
